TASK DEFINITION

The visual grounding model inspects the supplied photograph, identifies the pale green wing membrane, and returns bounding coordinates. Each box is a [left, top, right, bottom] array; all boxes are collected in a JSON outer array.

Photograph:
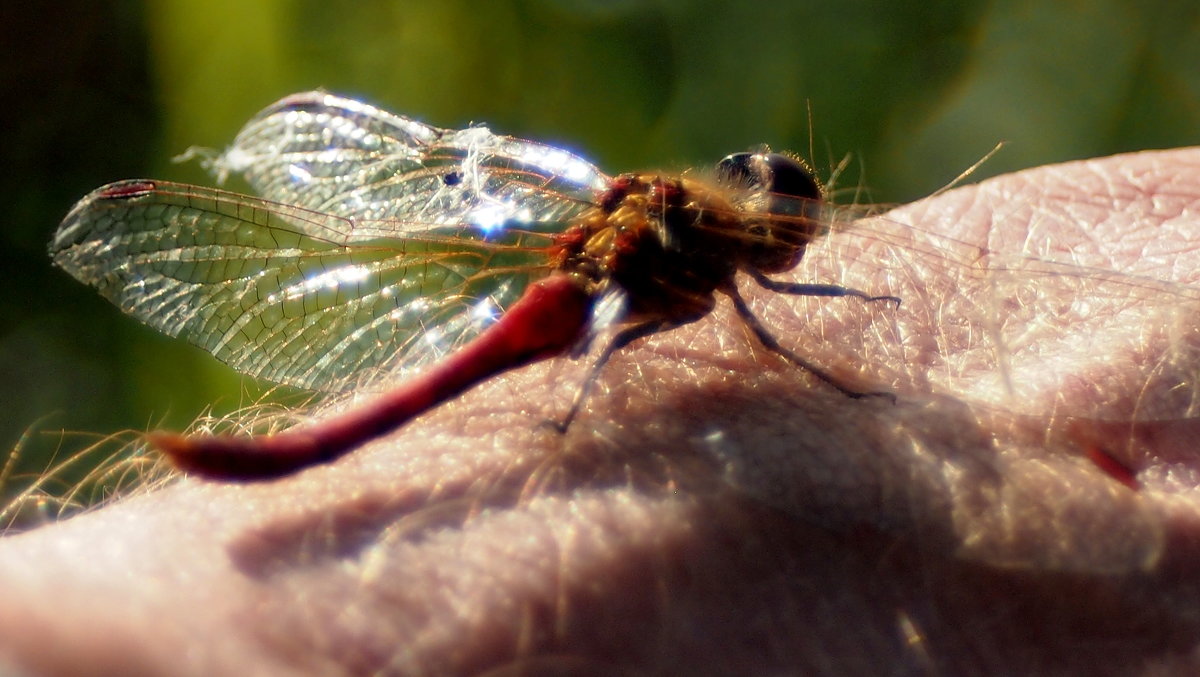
[[207, 91, 606, 228], [51, 92, 609, 392]]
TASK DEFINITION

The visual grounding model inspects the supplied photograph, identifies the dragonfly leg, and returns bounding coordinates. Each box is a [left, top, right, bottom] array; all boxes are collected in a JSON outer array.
[[724, 283, 896, 403], [749, 269, 901, 308], [545, 320, 670, 433]]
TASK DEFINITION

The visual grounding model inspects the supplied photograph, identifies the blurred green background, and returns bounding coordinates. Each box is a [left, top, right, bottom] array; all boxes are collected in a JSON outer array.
[[2, 0, 1197, 511]]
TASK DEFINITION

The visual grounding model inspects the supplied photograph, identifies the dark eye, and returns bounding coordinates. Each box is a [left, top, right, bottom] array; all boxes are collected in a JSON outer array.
[[716, 152, 820, 203], [716, 151, 823, 273]]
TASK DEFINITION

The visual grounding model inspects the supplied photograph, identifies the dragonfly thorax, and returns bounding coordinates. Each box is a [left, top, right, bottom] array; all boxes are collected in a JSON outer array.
[[552, 173, 807, 326]]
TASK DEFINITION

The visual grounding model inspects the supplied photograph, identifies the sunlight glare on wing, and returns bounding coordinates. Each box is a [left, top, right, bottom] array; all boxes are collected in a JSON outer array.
[[284, 265, 372, 301], [471, 296, 500, 325], [467, 198, 534, 235], [516, 143, 603, 186], [288, 163, 314, 185]]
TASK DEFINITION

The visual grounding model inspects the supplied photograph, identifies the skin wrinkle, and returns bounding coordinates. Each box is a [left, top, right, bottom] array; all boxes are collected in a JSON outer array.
[[3, 148, 1200, 675]]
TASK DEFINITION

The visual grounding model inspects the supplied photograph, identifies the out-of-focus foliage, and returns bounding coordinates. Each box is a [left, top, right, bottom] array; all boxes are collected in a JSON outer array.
[[2, 0, 1196, 517]]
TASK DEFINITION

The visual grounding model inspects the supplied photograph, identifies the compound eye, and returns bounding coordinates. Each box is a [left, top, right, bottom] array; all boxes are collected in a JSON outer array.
[[717, 152, 821, 201], [716, 152, 763, 189], [717, 151, 821, 217], [716, 151, 823, 273], [757, 153, 821, 202]]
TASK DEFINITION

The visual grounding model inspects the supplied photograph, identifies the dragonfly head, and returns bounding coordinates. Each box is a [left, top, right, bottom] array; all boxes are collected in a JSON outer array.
[[717, 151, 824, 274]]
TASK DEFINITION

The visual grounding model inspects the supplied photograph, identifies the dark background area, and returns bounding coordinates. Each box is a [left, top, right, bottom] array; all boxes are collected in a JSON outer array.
[[2, 0, 1197, 511]]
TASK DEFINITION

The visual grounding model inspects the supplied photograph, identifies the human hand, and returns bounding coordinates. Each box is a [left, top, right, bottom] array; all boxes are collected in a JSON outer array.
[[3, 148, 1199, 676]]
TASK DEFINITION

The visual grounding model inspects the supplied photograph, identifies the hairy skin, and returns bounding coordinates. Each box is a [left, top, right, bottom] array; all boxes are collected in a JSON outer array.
[[4, 149, 1200, 676]]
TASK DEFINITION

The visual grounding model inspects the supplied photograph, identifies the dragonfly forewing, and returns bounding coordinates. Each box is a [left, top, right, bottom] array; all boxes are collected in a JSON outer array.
[[206, 91, 608, 230]]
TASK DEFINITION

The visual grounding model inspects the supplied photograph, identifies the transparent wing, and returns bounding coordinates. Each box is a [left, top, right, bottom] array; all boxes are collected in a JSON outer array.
[[51, 180, 559, 392], [200, 90, 608, 232], [53, 93, 612, 392]]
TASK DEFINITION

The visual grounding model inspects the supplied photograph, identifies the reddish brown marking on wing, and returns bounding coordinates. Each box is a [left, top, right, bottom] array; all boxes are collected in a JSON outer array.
[[98, 180, 156, 199]]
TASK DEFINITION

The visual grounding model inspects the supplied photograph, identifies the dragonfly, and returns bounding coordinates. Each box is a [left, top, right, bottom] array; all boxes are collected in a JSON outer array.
[[50, 92, 1200, 485], [52, 91, 906, 480]]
